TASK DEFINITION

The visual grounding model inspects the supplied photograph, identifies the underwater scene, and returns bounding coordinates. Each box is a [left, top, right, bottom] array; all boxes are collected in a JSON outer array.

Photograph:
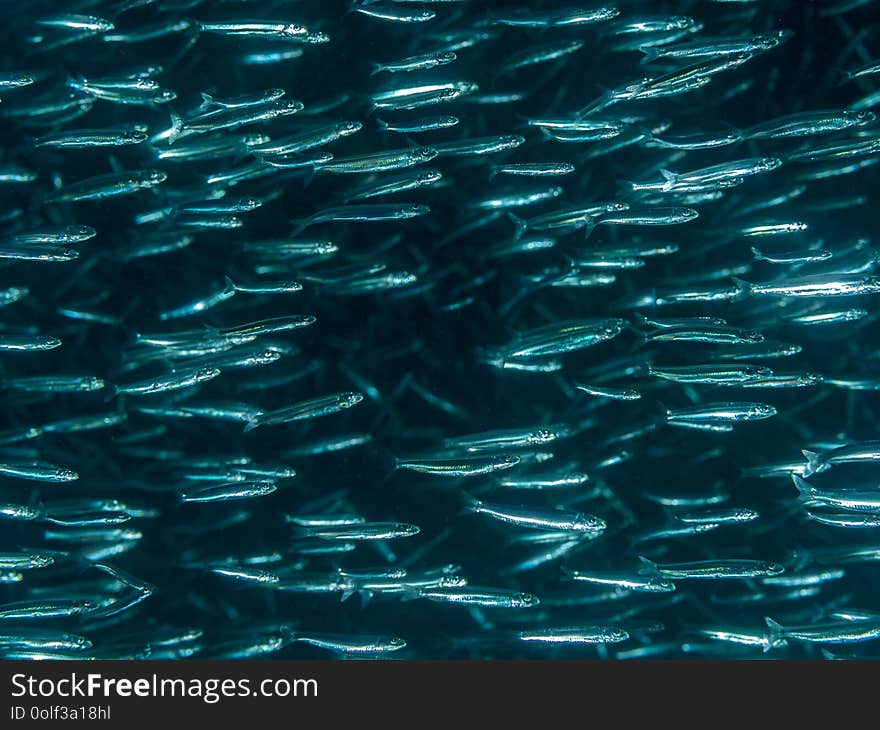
[[0, 0, 879, 659]]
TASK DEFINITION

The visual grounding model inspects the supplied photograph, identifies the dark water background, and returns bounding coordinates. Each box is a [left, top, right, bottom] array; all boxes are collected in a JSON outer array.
[[0, 0, 879, 658]]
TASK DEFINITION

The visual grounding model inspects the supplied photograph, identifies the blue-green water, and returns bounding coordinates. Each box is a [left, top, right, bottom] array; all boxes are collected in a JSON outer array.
[[0, 0, 878, 659]]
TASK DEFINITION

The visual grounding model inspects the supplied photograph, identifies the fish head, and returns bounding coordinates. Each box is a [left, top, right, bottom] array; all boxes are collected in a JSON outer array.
[[124, 130, 148, 144], [669, 16, 695, 30], [756, 34, 783, 50], [799, 373, 824, 386], [132, 79, 158, 91], [30, 555, 54, 568], [337, 392, 364, 409], [734, 508, 759, 521], [337, 120, 363, 135], [453, 81, 479, 94], [437, 52, 457, 64], [758, 157, 784, 172], [242, 133, 271, 146], [511, 592, 540, 608], [761, 562, 785, 576], [645, 577, 676, 592], [139, 170, 167, 186], [285, 100, 306, 114], [281, 24, 308, 37], [315, 241, 339, 255], [404, 203, 430, 216], [576, 514, 606, 532], [78, 377, 105, 391], [71, 635, 93, 650], [386, 637, 407, 650], [76, 599, 100, 613], [601, 319, 626, 337], [846, 109, 877, 126], [418, 169, 442, 184], [771, 29, 794, 45], [414, 146, 439, 162], [153, 89, 177, 103], [601, 628, 629, 643], [54, 468, 79, 482], [438, 575, 468, 588], [238, 198, 262, 211], [66, 224, 95, 237], [749, 403, 777, 419], [492, 454, 521, 470], [195, 366, 220, 380], [306, 32, 330, 44], [6, 72, 33, 86], [396, 523, 420, 537], [541, 423, 577, 441], [529, 428, 557, 444], [743, 330, 764, 343], [253, 349, 282, 364]]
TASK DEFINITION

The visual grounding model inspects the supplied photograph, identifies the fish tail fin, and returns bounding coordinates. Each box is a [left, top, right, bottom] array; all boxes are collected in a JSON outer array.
[[576, 90, 613, 117], [638, 46, 660, 64], [764, 616, 785, 647], [631, 311, 649, 327], [369, 63, 383, 77], [381, 451, 400, 482], [289, 219, 310, 236], [223, 275, 236, 293], [801, 449, 822, 477], [459, 492, 482, 515], [616, 179, 638, 195], [583, 219, 597, 241], [657, 168, 678, 193], [791, 473, 817, 501], [750, 246, 764, 262], [167, 107, 185, 145], [242, 418, 260, 433], [375, 117, 389, 131], [488, 164, 499, 181], [197, 92, 214, 112], [508, 212, 527, 240], [636, 555, 658, 575], [730, 276, 753, 302]]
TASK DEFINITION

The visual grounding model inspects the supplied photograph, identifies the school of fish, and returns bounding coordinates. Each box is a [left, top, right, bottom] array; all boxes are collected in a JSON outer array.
[[0, 0, 879, 659]]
